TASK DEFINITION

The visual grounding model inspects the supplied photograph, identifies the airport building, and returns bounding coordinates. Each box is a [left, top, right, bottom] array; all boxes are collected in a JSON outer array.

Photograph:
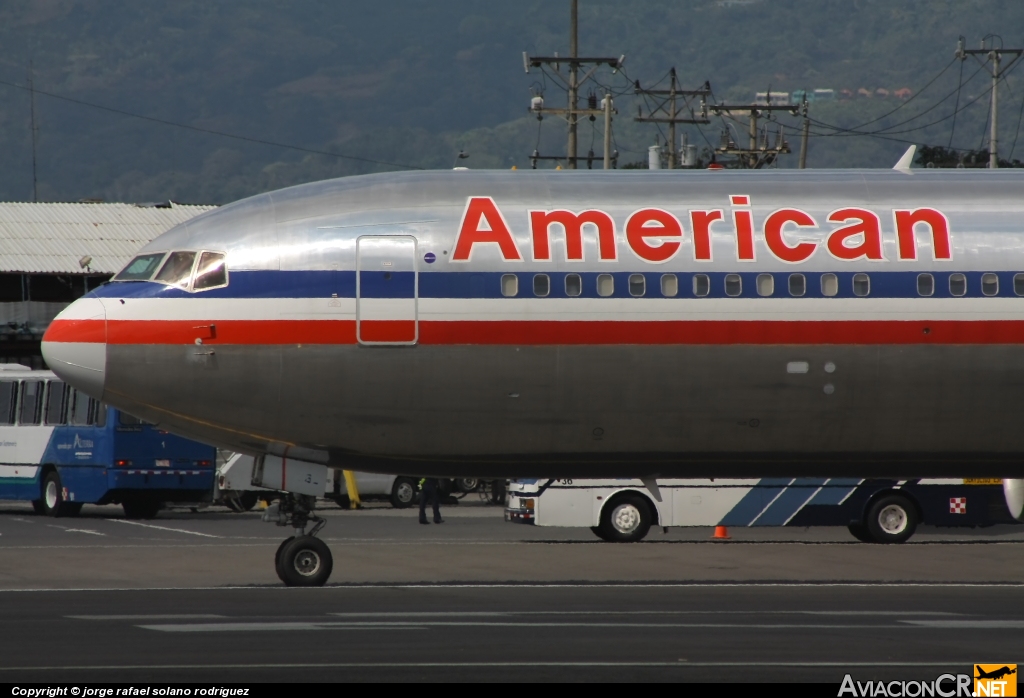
[[0, 201, 214, 367]]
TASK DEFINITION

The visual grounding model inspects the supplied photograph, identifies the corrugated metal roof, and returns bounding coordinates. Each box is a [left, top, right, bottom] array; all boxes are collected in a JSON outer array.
[[0, 202, 216, 274]]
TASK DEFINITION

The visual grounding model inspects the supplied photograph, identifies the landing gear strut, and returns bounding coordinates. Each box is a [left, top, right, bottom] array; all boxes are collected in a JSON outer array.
[[265, 494, 333, 586]]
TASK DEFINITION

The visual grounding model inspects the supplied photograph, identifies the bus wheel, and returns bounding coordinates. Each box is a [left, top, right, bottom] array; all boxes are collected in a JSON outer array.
[[598, 494, 652, 542], [390, 478, 417, 508], [122, 499, 160, 519], [847, 523, 874, 543], [277, 535, 333, 587], [865, 494, 918, 544], [40, 471, 64, 517]]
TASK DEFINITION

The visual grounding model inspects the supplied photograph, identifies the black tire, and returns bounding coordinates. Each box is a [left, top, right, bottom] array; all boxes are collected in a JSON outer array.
[[274, 536, 296, 579], [122, 499, 160, 519], [456, 478, 479, 493], [847, 523, 874, 543], [591, 526, 612, 542], [864, 494, 918, 544], [30, 500, 44, 515], [597, 493, 652, 542], [390, 477, 417, 509], [40, 471, 64, 517], [277, 536, 333, 587]]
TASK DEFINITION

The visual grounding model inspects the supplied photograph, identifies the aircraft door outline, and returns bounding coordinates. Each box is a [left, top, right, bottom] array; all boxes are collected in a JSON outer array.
[[356, 235, 418, 346]]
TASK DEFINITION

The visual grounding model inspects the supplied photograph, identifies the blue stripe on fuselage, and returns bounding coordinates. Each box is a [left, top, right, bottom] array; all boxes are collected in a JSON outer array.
[[89, 270, 1024, 301]]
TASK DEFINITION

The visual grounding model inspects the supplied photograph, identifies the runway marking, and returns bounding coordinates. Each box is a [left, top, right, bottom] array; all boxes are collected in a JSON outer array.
[[3, 582, 1024, 592], [902, 620, 1024, 628], [67, 614, 227, 620], [328, 610, 964, 617], [0, 661, 987, 672], [110, 520, 220, 538], [138, 620, 989, 632], [63, 529, 105, 536]]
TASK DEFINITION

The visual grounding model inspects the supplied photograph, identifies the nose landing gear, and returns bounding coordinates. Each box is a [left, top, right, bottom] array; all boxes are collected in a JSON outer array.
[[265, 494, 333, 586]]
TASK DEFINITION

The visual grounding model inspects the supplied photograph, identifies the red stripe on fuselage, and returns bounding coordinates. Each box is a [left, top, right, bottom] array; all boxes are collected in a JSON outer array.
[[43, 318, 1024, 345]]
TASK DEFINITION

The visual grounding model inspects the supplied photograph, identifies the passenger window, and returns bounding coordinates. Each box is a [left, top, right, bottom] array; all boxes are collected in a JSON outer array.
[[629, 274, 646, 297], [44, 381, 67, 425], [501, 274, 518, 297], [114, 253, 167, 281], [692, 274, 710, 297], [93, 402, 107, 428], [788, 273, 806, 297], [1015, 273, 1024, 296], [70, 390, 91, 426], [917, 273, 934, 297], [982, 273, 999, 297], [565, 274, 582, 297], [597, 274, 614, 297], [821, 273, 838, 297], [0, 381, 15, 425], [949, 273, 967, 297], [756, 274, 774, 297], [725, 274, 742, 297], [853, 273, 870, 297], [660, 274, 678, 297], [533, 274, 550, 297], [154, 251, 197, 288], [193, 252, 228, 291], [19, 381, 42, 425]]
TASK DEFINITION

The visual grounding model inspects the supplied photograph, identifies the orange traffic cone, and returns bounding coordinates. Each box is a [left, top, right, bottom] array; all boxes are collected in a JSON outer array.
[[712, 525, 731, 540]]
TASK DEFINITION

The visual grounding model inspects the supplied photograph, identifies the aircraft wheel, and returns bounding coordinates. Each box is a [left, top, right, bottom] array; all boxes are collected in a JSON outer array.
[[274, 536, 295, 579], [865, 494, 918, 544], [277, 535, 333, 587], [40, 471, 64, 517], [390, 478, 417, 509], [597, 494, 652, 542]]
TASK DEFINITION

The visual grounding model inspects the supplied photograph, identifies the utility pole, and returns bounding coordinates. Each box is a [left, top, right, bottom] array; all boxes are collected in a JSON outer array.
[[28, 61, 38, 202], [524, 0, 624, 169], [956, 36, 1024, 169], [709, 97, 800, 169], [634, 71, 711, 168], [798, 97, 810, 169]]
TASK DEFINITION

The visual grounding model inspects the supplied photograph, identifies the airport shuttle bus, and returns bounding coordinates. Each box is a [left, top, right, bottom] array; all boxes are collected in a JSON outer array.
[[0, 365, 216, 518], [506, 477, 1018, 543], [39, 166, 1024, 584]]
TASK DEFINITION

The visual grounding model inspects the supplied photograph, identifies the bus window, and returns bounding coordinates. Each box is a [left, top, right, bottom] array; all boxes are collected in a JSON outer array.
[[70, 390, 91, 426], [154, 251, 197, 288], [193, 252, 228, 291], [114, 252, 167, 281], [44, 381, 67, 425], [93, 402, 107, 428], [19, 381, 43, 425], [0, 381, 15, 425]]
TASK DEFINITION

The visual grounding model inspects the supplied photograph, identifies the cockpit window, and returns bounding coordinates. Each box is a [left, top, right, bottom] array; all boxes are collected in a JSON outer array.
[[154, 251, 197, 288], [193, 252, 228, 291], [114, 253, 167, 281]]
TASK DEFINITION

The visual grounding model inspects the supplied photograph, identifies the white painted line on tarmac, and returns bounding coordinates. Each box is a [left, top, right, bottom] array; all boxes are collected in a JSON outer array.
[[0, 661, 980, 672], [68, 614, 228, 620], [64, 529, 105, 536], [138, 620, 961, 632], [2, 582, 1024, 593], [902, 620, 1024, 628], [110, 520, 220, 538], [329, 610, 963, 617]]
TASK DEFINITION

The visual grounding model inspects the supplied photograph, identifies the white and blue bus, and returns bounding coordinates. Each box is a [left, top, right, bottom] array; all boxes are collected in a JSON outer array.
[[0, 365, 216, 518], [506, 477, 1020, 543]]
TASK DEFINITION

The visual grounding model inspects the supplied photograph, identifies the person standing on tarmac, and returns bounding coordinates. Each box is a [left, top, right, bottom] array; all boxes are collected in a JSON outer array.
[[419, 478, 444, 525]]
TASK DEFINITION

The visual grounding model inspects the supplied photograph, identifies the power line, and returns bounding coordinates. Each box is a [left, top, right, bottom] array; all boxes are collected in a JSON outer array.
[[0, 77, 424, 170]]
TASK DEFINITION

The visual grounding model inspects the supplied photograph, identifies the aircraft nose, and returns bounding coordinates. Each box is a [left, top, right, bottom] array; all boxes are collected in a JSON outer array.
[[41, 297, 107, 399]]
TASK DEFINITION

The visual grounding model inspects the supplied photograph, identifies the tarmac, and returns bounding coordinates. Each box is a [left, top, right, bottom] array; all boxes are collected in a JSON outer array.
[[1, 498, 1021, 682]]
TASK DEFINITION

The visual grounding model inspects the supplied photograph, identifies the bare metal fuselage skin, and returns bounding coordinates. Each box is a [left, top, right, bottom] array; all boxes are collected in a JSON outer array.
[[42, 169, 1024, 478]]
